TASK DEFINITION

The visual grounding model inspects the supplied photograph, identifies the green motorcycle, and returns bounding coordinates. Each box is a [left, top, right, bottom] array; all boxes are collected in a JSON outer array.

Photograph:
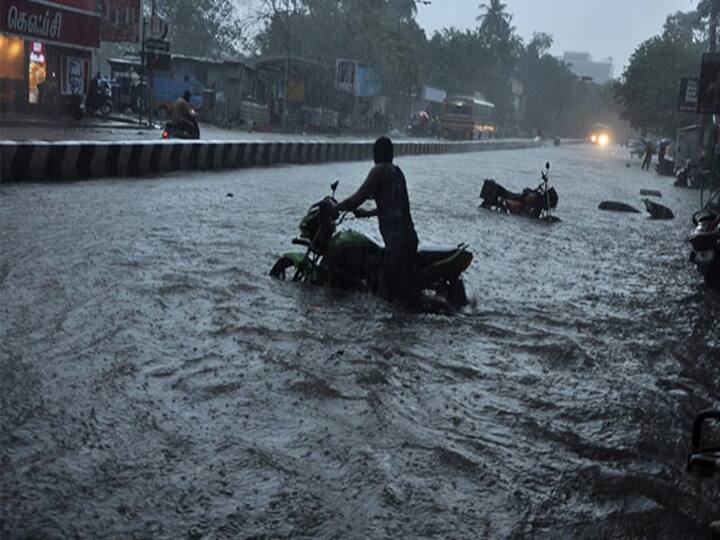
[[270, 181, 473, 307]]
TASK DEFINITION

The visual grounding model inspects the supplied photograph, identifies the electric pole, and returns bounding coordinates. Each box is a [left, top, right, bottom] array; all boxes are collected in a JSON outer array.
[[702, 0, 719, 148]]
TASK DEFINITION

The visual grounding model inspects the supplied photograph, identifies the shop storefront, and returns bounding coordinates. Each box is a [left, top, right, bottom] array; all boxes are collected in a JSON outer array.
[[0, 0, 100, 112]]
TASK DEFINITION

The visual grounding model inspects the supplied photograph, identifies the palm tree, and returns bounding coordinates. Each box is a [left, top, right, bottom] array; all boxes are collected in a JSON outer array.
[[476, 0, 514, 41]]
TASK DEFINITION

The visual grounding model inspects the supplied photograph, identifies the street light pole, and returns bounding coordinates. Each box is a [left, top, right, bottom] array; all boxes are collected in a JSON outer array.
[[702, 0, 720, 205], [702, 0, 719, 149]]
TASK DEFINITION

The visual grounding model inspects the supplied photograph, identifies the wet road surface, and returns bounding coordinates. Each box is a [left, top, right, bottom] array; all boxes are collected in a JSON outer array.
[[1, 144, 719, 538]]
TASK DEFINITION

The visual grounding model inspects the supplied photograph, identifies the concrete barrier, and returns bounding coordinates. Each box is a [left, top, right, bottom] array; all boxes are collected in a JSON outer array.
[[0, 139, 541, 184]]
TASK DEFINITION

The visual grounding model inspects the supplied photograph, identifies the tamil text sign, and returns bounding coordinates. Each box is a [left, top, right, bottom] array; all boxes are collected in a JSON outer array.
[[1, 0, 100, 48]]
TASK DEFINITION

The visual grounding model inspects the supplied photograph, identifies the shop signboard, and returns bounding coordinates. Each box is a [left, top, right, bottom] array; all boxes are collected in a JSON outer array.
[[60, 54, 89, 95], [287, 79, 305, 103], [678, 78, 698, 113], [99, 0, 140, 43], [336, 59, 356, 93], [146, 51, 169, 71], [148, 14, 168, 40], [1, 0, 101, 48], [47, 0, 97, 11], [145, 38, 169, 52], [355, 64, 382, 97]]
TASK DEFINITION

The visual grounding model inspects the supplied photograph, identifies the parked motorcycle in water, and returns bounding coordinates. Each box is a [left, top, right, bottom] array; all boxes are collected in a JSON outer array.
[[688, 193, 720, 287], [269, 181, 474, 307], [676, 159, 709, 188], [479, 162, 560, 222], [89, 78, 114, 117]]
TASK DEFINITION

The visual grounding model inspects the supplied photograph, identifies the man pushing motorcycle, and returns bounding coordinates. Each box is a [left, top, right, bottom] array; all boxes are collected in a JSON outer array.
[[332, 137, 419, 304]]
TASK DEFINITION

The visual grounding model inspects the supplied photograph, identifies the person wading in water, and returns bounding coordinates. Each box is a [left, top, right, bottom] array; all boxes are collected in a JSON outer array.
[[332, 137, 419, 305]]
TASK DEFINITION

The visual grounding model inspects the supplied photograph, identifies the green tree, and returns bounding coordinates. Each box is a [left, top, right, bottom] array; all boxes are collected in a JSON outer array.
[[475, 0, 522, 131], [614, 31, 703, 135], [156, 0, 244, 58]]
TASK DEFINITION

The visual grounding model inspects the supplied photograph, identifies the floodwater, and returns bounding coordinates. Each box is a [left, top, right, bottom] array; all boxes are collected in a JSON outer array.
[[1, 144, 718, 539]]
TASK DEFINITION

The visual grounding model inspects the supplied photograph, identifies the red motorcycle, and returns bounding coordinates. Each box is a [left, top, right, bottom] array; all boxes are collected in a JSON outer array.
[[480, 162, 560, 223], [688, 194, 720, 287]]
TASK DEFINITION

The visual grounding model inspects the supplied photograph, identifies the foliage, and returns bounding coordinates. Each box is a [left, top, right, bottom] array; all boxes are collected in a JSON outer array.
[[614, 19, 705, 135], [254, 0, 427, 97], [247, 0, 636, 135], [155, 0, 244, 58]]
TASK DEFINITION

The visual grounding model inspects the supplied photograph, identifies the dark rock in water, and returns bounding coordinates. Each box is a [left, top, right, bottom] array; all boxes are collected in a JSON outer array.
[[640, 189, 662, 198], [643, 198, 674, 219], [227, 193, 234, 198], [626, 163, 631, 168], [598, 201, 641, 213]]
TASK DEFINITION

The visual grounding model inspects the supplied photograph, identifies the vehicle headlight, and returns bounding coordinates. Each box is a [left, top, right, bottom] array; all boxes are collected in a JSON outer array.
[[591, 134, 597, 143], [598, 134, 610, 147]]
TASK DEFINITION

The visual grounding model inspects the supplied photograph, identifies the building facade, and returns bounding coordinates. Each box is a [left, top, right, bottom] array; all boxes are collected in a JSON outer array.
[[0, 0, 101, 111], [562, 52, 613, 84]]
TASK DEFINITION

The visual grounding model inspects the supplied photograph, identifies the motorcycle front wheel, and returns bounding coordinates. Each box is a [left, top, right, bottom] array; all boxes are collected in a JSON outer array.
[[100, 102, 113, 116], [270, 256, 300, 281]]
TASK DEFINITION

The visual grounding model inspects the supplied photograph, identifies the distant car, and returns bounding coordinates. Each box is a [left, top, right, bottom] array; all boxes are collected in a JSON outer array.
[[588, 123, 612, 147]]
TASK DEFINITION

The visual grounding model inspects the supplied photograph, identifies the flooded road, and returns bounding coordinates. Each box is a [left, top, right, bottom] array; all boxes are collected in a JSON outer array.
[[1, 144, 719, 538]]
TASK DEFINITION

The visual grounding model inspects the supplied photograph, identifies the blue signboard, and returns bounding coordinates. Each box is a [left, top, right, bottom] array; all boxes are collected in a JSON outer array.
[[355, 65, 382, 97]]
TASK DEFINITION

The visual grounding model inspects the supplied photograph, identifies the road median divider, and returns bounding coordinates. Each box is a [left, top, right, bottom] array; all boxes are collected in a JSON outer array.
[[1, 139, 541, 183]]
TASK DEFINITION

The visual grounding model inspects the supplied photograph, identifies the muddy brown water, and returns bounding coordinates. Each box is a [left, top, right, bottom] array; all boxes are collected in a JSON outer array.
[[1, 144, 719, 538]]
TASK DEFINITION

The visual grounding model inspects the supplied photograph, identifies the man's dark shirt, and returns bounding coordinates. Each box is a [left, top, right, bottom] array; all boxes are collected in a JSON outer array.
[[341, 163, 417, 250]]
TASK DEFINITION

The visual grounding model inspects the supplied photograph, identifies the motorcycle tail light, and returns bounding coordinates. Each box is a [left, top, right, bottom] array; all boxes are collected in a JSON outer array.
[[162, 131, 169, 139]]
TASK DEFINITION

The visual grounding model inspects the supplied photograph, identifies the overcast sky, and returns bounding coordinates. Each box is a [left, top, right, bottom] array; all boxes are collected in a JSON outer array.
[[415, 0, 700, 76]]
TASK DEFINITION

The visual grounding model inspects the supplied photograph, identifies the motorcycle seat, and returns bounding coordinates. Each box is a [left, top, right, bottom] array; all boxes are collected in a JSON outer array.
[[417, 244, 463, 266]]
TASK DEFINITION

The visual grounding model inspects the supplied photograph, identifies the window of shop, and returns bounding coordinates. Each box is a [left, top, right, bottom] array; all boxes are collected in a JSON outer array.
[[0, 35, 25, 104], [28, 42, 47, 104], [0, 35, 24, 79]]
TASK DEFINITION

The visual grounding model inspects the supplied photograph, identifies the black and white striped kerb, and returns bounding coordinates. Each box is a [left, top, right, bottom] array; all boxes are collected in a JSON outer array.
[[0, 139, 541, 184]]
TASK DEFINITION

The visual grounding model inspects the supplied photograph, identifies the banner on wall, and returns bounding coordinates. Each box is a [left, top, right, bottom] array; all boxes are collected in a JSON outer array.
[[61, 55, 90, 95]]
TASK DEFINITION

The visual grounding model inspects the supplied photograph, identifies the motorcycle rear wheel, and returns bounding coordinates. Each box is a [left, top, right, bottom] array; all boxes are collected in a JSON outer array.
[[270, 256, 300, 281]]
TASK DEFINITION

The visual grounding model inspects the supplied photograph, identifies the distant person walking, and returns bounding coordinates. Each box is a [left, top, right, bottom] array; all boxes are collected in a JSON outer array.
[[641, 138, 654, 171]]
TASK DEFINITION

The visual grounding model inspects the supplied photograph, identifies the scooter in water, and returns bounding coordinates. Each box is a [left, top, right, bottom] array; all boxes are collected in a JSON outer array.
[[162, 115, 200, 140], [270, 181, 474, 308], [688, 192, 720, 287], [480, 162, 560, 222]]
